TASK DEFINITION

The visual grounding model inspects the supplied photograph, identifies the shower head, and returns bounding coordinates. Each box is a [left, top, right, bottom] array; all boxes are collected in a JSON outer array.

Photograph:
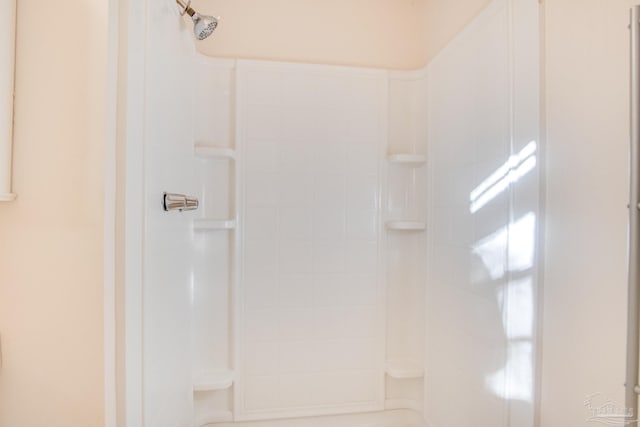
[[176, 0, 219, 41]]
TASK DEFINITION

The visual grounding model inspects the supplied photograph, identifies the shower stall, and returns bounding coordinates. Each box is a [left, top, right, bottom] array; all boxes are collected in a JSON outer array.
[[119, 0, 541, 426]]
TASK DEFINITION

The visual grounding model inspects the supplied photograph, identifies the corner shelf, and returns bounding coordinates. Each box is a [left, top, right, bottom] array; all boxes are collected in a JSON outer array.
[[193, 370, 234, 392], [198, 411, 234, 426], [386, 221, 426, 231], [194, 219, 236, 231], [385, 360, 424, 379], [194, 145, 236, 160], [387, 154, 427, 167]]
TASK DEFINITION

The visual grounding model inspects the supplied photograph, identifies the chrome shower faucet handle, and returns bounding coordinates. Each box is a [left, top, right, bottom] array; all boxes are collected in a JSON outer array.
[[163, 192, 199, 212]]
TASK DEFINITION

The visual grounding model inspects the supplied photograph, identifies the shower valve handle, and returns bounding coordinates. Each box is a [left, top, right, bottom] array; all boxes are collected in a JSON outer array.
[[163, 192, 199, 212]]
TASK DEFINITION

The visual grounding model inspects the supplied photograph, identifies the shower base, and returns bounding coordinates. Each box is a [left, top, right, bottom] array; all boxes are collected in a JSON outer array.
[[213, 410, 425, 427]]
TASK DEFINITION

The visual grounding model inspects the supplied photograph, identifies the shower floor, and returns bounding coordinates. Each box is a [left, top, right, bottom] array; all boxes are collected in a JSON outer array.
[[213, 410, 426, 427]]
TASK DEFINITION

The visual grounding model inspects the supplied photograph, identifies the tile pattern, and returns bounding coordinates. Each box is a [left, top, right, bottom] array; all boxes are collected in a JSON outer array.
[[238, 63, 386, 417]]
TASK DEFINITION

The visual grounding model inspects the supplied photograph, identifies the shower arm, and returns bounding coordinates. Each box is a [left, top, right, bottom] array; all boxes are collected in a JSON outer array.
[[176, 0, 196, 17]]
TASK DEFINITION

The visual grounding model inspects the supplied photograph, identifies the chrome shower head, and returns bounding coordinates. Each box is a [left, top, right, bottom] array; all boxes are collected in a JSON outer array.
[[176, 0, 219, 41]]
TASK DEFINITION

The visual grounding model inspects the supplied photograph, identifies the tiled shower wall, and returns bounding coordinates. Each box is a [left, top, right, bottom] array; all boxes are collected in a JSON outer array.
[[139, 2, 539, 427], [235, 61, 388, 420]]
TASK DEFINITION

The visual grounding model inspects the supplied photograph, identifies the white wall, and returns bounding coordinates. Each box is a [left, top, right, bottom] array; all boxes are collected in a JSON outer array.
[[190, 57, 236, 426], [540, 1, 633, 425], [190, 0, 492, 70], [140, 1, 199, 426], [0, 0, 626, 426], [0, 0, 108, 426], [135, 2, 546, 426], [425, 1, 540, 426], [424, 0, 493, 62], [235, 61, 388, 420], [191, 0, 428, 70]]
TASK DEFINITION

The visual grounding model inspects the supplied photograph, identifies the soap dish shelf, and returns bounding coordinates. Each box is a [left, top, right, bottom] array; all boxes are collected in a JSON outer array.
[[193, 370, 234, 392], [385, 360, 424, 379], [194, 145, 236, 160], [386, 221, 426, 231], [387, 154, 427, 166]]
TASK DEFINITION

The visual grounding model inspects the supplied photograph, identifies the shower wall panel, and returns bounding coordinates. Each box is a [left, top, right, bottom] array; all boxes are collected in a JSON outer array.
[[425, 0, 540, 426], [191, 59, 236, 423], [143, 2, 199, 426], [235, 61, 388, 420]]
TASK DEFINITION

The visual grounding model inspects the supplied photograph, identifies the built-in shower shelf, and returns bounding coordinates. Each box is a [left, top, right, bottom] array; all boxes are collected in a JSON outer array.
[[194, 219, 237, 231], [385, 360, 424, 379], [386, 221, 426, 231], [193, 370, 234, 392], [194, 145, 236, 160], [198, 411, 233, 426], [387, 154, 427, 166]]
